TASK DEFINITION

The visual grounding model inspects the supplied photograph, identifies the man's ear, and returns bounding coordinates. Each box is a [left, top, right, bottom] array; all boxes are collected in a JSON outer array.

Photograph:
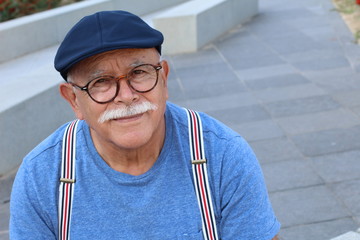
[[160, 60, 170, 99], [59, 83, 84, 120], [161, 60, 169, 81]]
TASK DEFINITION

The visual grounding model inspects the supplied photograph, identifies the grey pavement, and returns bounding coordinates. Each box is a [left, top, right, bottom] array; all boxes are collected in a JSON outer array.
[[1, 0, 360, 239]]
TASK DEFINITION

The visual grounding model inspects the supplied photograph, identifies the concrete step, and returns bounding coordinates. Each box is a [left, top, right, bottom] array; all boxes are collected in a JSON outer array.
[[331, 230, 360, 240], [151, 0, 258, 54], [0, 168, 17, 204], [0, 45, 75, 176]]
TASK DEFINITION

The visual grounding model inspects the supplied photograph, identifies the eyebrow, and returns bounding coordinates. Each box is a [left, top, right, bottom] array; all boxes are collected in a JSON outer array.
[[129, 60, 146, 67], [88, 70, 107, 80], [86, 60, 160, 80]]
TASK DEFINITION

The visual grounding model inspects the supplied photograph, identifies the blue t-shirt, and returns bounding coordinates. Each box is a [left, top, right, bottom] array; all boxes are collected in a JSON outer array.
[[10, 102, 280, 239]]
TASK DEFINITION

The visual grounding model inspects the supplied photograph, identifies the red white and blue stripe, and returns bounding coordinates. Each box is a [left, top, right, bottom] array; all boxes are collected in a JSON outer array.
[[58, 120, 79, 240], [185, 109, 219, 240]]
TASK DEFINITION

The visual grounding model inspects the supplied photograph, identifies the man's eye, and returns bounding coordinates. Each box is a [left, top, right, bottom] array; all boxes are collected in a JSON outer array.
[[92, 78, 111, 87], [133, 70, 146, 75], [98, 78, 110, 83]]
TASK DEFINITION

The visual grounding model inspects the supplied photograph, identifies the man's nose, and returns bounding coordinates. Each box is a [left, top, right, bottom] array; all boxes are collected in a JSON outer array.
[[113, 77, 139, 104]]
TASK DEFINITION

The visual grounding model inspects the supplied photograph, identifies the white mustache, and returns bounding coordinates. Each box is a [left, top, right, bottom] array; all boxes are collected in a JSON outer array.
[[98, 102, 158, 123]]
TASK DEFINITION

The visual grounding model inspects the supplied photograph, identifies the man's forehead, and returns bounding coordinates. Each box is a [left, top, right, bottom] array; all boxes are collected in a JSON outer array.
[[73, 48, 160, 78]]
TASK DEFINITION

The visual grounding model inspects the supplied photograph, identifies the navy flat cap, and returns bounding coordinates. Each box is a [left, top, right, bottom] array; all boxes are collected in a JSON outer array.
[[54, 10, 164, 80]]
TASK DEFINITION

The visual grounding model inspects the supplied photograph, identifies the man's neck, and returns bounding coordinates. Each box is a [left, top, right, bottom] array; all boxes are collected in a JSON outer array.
[[90, 120, 166, 176], [102, 149, 162, 176]]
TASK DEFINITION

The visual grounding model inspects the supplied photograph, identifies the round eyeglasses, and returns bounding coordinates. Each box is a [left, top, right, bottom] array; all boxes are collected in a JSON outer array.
[[69, 64, 162, 104]]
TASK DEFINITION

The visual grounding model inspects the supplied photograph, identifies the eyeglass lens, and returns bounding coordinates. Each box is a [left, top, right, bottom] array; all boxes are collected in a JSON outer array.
[[87, 64, 160, 103]]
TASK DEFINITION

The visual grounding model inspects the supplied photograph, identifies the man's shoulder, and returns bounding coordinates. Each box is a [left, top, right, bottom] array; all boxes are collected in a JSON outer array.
[[199, 111, 239, 140], [166, 102, 243, 153], [24, 120, 82, 163], [166, 101, 239, 139]]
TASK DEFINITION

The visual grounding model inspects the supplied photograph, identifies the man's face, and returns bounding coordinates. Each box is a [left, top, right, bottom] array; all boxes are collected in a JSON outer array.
[[62, 48, 169, 152]]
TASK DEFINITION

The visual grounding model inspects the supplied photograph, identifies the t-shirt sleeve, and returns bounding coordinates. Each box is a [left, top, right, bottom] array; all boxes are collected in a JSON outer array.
[[217, 136, 280, 240], [10, 159, 57, 240]]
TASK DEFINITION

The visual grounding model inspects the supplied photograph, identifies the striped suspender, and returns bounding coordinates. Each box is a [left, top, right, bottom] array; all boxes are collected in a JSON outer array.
[[185, 109, 219, 240], [58, 120, 79, 240]]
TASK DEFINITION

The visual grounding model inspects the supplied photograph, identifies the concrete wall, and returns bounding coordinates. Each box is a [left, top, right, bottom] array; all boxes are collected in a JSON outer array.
[[0, 84, 75, 175], [0, 0, 189, 63], [112, 0, 188, 16], [153, 0, 258, 54]]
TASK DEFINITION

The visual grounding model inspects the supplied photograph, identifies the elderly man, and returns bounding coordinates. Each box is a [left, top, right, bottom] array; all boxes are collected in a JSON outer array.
[[10, 10, 280, 239]]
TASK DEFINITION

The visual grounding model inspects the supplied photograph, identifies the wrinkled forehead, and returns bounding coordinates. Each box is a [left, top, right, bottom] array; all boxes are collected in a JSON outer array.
[[69, 48, 160, 81]]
